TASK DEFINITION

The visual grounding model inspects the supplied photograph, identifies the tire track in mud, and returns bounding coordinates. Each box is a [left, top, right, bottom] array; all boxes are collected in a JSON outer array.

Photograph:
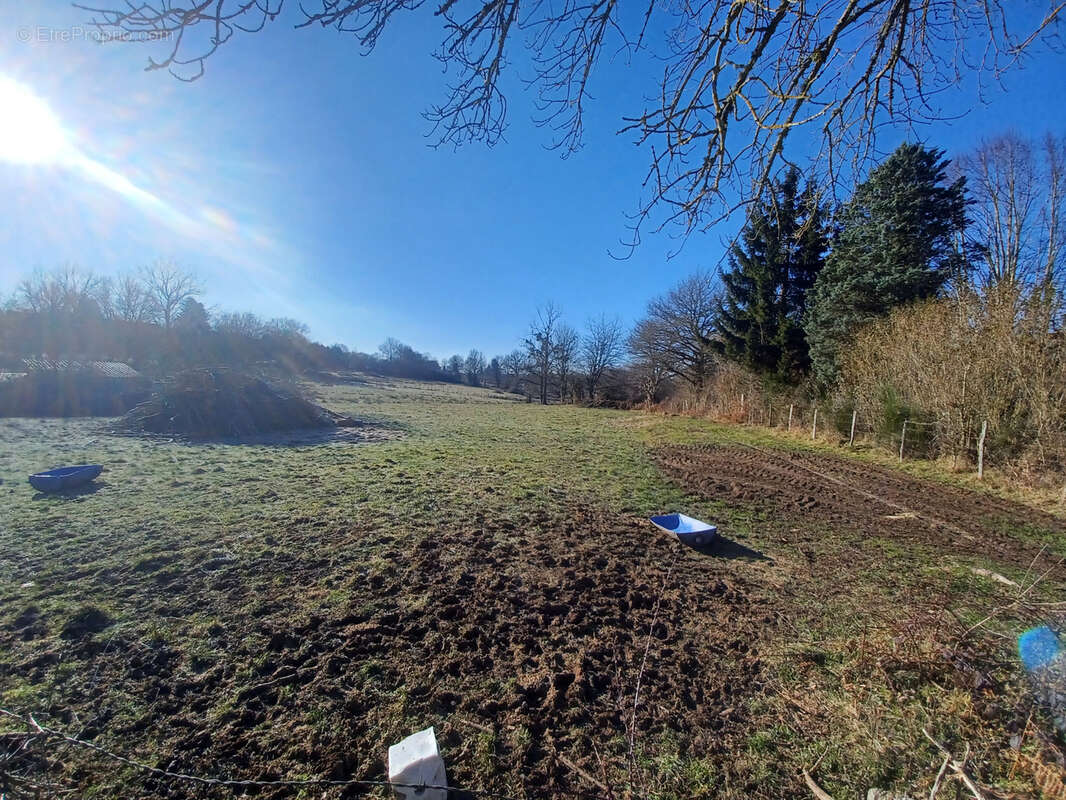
[[654, 443, 1065, 568]]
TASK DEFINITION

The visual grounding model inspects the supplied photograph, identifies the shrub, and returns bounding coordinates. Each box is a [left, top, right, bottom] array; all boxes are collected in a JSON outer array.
[[840, 286, 1066, 470]]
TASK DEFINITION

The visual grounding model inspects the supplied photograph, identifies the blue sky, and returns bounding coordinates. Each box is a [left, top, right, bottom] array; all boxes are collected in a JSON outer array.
[[1, 4, 1064, 359]]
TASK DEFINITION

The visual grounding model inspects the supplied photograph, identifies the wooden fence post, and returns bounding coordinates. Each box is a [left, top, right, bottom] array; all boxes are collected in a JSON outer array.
[[899, 420, 908, 463], [787, 404, 794, 432], [768, 403, 772, 427], [849, 409, 857, 448], [811, 408, 818, 440], [977, 420, 987, 479]]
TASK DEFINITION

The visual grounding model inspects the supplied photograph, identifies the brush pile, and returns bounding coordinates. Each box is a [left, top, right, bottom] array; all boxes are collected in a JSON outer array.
[[114, 369, 356, 438]]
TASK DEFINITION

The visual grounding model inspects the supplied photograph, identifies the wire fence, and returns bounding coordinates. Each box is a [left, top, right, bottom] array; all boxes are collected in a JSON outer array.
[[716, 394, 1066, 482]]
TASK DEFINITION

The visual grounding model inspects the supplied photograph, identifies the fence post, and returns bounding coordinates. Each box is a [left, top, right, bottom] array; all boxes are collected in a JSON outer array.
[[977, 419, 988, 479], [811, 408, 818, 440], [768, 403, 772, 427], [788, 404, 794, 432], [849, 409, 857, 448], [899, 420, 908, 463]]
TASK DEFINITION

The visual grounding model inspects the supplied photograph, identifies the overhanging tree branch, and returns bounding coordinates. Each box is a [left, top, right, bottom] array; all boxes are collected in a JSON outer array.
[[78, 1, 1065, 231]]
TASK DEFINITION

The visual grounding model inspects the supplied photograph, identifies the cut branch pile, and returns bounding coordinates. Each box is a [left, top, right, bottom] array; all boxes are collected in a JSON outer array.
[[113, 369, 356, 438]]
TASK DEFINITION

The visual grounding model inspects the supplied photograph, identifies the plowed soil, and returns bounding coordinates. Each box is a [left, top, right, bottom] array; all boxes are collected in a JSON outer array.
[[3, 505, 774, 798], [654, 443, 1066, 569]]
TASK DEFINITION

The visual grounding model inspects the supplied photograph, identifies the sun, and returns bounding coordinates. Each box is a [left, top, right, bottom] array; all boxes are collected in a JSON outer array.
[[0, 75, 71, 165]]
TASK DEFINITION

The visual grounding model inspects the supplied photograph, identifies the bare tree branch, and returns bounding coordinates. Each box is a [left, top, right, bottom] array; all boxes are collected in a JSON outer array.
[[80, 1, 1065, 232]]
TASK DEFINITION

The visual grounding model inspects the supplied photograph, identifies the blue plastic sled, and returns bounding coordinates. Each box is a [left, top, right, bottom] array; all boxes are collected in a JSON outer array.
[[29, 465, 103, 493], [649, 513, 718, 546]]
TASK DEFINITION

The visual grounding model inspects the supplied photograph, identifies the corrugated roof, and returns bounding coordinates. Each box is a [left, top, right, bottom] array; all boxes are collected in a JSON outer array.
[[21, 359, 141, 378]]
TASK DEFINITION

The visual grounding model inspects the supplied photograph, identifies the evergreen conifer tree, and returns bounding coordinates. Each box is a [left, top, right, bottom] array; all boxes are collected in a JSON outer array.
[[803, 143, 968, 388], [717, 168, 828, 384]]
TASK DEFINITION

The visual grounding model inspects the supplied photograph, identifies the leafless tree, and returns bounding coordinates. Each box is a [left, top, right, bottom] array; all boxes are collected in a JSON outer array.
[[18, 265, 103, 316], [1040, 134, 1066, 300], [629, 271, 720, 391], [501, 348, 528, 391], [630, 357, 670, 407], [94, 276, 116, 320], [112, 273, 154, 323], [379, 336, 405, 360], [961, 132, 1066, 295], [142, 260, 201, 329], [524, 303, 561, 404], [465, 348, 486, 385], [79, 1, 1065, 234], [214, 311, 265, 337], [554, 323, 579, 403], [264, 317, 310, 339], [581, 314, 624, 400]]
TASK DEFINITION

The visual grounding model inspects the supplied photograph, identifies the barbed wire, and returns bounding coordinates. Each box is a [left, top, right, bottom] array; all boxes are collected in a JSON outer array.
[[0, 708, 612, 800]]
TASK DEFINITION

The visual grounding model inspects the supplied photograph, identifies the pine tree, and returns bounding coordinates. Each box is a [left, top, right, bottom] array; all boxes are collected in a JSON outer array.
[[717, 168, 828, 384], [804, 143, 968, 389]]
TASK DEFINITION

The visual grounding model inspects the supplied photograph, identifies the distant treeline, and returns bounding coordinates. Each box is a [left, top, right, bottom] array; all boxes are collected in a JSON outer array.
[[0, 262, 640, 404], [0, 262, 487, 386]]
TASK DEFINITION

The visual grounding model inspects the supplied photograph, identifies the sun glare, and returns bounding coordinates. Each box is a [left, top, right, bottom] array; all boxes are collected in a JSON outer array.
[[0, 74, 281, 280], [0, 76, 70, 164]]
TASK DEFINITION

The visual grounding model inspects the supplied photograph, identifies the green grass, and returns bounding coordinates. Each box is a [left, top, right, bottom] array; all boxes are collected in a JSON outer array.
[[0, 376, 1063, 799]]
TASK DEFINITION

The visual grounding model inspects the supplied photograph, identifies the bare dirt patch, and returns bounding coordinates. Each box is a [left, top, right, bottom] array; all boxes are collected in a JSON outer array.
[[1, 505, 774, 798], [654, 443, 1066, 568]]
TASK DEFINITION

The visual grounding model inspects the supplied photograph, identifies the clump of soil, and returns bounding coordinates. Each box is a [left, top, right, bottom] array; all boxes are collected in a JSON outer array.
[[60, 606, 112, 640], [113, 370, 357, 439]]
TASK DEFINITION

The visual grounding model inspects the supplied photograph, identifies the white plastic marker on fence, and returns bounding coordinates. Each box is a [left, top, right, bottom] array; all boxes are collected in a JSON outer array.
[[849, 409, 857, 448], [388, 727, 447, 800], [899, 420, 908, 463], [978, 420, 988, 479], [811, 408, 818, 440], [788, 404, 794, 432]]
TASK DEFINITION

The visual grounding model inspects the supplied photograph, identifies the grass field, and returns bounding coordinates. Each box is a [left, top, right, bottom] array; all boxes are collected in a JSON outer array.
[[2, 376, 1064, 799]]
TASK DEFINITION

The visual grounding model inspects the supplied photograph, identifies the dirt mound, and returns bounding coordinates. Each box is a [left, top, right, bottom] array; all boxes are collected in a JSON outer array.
[[114, 369, 356, 439]]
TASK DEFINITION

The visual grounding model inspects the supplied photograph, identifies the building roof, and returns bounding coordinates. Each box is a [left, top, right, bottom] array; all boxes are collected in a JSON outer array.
[[21, 359, 141, 378]]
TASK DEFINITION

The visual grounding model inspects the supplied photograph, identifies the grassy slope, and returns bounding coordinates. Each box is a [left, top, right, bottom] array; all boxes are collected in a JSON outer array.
[[1, 377, 1063, 798]]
